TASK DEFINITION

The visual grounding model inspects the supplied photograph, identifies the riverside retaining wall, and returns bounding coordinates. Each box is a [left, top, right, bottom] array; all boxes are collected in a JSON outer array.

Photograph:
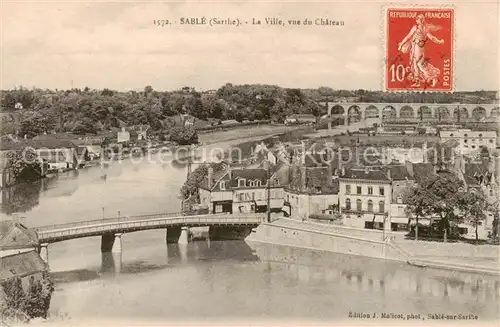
[[246, 219, 500, 275], [245, 221, 408, 262], [396, 239, 500, 259]]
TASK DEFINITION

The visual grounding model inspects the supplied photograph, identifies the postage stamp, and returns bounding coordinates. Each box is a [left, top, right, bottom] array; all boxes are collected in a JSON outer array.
[[385, 7, 454, 92]]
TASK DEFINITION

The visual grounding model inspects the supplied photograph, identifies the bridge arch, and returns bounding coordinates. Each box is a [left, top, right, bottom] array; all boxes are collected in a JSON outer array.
[[382, 105, 397, 121], [329, 105, 345, 115], [418, 106, 433, 119], [472, 107, 487, 121], [348, 105, 361, 123], [328, 105, 346, 125], [436, 106, 451, 120], [399, 106, 415, 119], [365, 105, 379, 118]]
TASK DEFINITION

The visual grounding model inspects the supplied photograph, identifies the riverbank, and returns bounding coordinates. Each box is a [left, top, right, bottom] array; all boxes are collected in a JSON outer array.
[[245, 219, 500, 276]]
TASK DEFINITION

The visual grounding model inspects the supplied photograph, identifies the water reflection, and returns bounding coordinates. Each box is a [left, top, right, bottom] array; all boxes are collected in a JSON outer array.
[[249, 242, 500, 303], [52, 240, 258, 285], [1, 181, 42, 215]]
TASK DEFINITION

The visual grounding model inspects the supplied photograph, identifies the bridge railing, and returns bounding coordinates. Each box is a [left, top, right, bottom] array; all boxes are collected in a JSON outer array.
[[33, 211, 216, 232], [34, 212, 262, 234]]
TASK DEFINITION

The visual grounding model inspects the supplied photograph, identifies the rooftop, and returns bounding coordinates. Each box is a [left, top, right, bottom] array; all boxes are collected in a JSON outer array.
[[0, 220, 39, 250], [340, 167, 391, 182], [0, 250, 48, 282]]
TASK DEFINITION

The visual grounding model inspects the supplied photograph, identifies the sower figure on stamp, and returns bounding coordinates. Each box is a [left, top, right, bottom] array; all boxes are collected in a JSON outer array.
[[397, 14, 444, 88]]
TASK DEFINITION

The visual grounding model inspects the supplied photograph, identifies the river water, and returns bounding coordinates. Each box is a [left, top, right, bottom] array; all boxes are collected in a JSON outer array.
[[1, 140, 499, 325]]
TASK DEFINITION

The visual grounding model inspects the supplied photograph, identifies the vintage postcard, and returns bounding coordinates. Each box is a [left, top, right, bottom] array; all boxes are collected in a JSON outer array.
[[0, 0, 499, 326]]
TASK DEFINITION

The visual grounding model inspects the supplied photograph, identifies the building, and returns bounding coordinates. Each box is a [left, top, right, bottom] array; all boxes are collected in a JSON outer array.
[[0, 151, 15, 189], [198, 165, 285, 215], [0, 250, 48, 287], [284, 153, 339, 220], [387, 165, 415, 231], [0, 217, 39, 258], [458, 158, 498, 238], [117, 127, 131, 143], [285, 114, 317, 125], [439, 129, 497, 155], [338, 166, 392, 230]]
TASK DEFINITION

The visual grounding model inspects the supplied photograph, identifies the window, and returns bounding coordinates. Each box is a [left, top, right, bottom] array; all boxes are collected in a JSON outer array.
[[450, 133, 454, 137], [379, 187, 384, 196], [238, 179, 246, 187], [256, 180, 261, 187], [356, 199, 362, 211], [220, 181, 225, 190], [397, 196, 403, 204], [357, 186, 362, 194], [464, 139, 468, 143], [379, 201, 385, 213], [345, 198, 351, 210], [249, 181, 254, 187], [368, 187, 373, 195], [346, 185, 351, 194], [464, 134, 468, 138], [238, 193, 244, 201], [367, 200, 373, 212], [472, 145, 476, 149]]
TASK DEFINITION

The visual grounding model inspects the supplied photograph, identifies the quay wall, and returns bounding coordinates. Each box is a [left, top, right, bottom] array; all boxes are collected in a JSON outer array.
[[246, 219, 500, 275], [396, 239, 500, 259], [245, 221, 408, 262]]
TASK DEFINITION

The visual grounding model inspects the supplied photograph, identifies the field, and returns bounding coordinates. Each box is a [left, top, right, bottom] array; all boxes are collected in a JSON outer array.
[[198, 124, 298, 145]]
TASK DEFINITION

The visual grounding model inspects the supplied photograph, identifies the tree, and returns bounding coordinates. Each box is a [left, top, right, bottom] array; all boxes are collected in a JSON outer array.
[[405, 171, 468, 242], [170, 126, 198, 145], [404, 186, 435, 240], [73, 117, 98, 135], [459, 191, 487, 242], [180, 162, 227, 199], [19, 111, 54, 138], [6, 149, 42, 183]]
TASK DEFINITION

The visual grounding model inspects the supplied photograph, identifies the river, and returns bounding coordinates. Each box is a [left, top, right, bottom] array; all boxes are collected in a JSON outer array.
[[1, 139, 499, 325]]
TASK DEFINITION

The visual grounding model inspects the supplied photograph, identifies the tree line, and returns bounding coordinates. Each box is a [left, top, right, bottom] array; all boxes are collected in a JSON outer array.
[[1, 85, 496, 138], [0, 84, 321, 138]]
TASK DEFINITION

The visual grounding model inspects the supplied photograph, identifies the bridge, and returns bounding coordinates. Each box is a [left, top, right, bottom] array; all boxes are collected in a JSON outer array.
[[33, 212, 264, 264], [319, 102, 499, 128]]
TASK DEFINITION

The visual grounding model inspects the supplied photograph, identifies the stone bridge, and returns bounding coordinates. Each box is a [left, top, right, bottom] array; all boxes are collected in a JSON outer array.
[[33, 212, 263, 264], [320, 102, 499, 125]]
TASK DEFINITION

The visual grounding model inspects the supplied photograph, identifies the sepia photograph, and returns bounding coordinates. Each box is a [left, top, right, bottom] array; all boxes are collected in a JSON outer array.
[[0, 0, 499, 326]]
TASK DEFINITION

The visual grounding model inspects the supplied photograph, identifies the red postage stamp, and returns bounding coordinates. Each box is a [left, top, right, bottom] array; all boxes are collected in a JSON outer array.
[[385, 8, 454, 92]]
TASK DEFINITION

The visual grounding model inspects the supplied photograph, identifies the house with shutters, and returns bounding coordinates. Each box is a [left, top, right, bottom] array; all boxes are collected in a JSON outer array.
[[284, 152, 339, 220], [338, 166, 392, 230], [198, 164, 288, 215]]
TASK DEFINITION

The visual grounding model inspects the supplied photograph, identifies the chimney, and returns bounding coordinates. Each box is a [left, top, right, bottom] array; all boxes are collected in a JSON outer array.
[[341, 166, 346, 177], [364, 166, 369, 174], [227, 167, 232, 180], [207, 167, 213, 189], [387, 168, 392, 180]]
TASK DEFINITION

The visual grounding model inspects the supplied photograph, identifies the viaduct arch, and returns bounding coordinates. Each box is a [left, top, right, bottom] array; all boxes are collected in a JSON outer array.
[[321, 102, 499, 124]]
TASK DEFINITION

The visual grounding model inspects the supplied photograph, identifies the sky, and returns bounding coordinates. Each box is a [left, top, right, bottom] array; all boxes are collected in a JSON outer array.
[[1, 0, 499, 92]]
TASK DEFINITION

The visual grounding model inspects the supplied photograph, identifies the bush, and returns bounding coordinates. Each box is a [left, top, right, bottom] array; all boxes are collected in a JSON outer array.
[[170, 126, 198, 145], [1, 273, 54, 322]]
